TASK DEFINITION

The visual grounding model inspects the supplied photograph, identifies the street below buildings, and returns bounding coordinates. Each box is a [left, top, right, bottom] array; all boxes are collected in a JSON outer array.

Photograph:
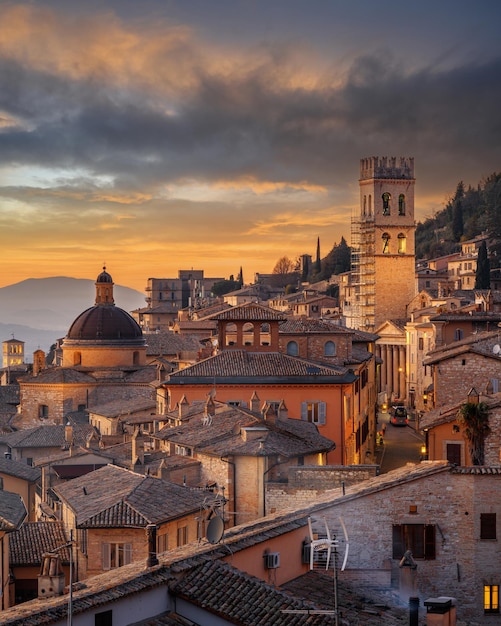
[[376, 411, 425, 473]]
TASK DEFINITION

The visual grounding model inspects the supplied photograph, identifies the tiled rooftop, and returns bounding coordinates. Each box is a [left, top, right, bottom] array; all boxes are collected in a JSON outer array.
[[0, 490, 26, 531], [0, 424, 96, 449], [88, 396, 156, 418], [0, 456, 41, 482], [145, 332, 202, 356], [279, 318, 353, 334], [9, 521, 70, 566], [155, 404, 334, 457], [167, 350, 351, 382], [54, 464, 207, 527], [209, 302, 286, 321]]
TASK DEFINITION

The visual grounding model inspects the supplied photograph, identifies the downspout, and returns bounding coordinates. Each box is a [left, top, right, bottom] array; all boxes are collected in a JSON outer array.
[[340, 385, 346, 465], [220, 457, 236, 527]]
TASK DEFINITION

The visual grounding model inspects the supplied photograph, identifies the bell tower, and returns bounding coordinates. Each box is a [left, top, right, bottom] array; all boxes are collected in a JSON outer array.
[[351, 157, 416, 331]]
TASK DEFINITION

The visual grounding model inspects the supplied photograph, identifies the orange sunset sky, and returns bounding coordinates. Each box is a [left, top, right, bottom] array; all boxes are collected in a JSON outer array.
[[0, 0, 500, 292]]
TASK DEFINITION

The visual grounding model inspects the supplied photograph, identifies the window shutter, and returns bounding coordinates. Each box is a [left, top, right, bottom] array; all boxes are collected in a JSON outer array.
[[102, 543, 110, 570], [392, 525, 404, 559], [491, 379, 499, 394], [318, 402, 326, 425], [424, 525, 436, 560], [301, 402, 307, 421], [124, 543, 132, 565]]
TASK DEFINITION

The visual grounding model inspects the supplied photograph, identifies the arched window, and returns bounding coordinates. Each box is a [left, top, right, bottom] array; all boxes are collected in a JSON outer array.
[[398, 194, 406, 215], [382, 192, 391, 215], [225, 322, 237, 346], [133, 351, 140, 365], [382, 232, 391, 254], [260, 322, 270, 346], [243, 322, 254, 346], [398, 233, 406, 254], [368, 194, 372, 215], [287, 341, 299, 356], [324, 341, 336, 356], [363, 195, 367, 216]]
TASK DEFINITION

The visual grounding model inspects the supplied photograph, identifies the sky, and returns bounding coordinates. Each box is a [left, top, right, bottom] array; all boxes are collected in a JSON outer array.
[[0, 0, 500, 292]]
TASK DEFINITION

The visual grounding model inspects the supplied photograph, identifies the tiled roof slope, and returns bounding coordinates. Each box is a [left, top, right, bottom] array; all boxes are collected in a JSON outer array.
[[279, 318, 353, 334], [423, 330, 501, 365], [167, 350, 352, 382], [0, 424, 95, 449], [54, 464, 206, 527], [20, 368, 95, 384], [0, 490, 26, 531], [145, 332, 202, 356], [0, 456, 41, 482], [9, 521, 70, 565], [209, 302, 286, 321], [156, 405, 334, 457], [88, 396, 156, 418], [171, 559, 333, 625]]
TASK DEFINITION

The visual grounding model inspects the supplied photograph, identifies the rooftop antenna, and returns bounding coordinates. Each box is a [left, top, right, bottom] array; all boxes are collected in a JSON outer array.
[[283, 516, 349, 626], [493, 344, 500, 355]]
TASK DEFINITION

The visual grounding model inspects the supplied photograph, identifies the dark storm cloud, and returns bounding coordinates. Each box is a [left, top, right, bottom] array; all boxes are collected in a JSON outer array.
[[0, 41, 499, 193]]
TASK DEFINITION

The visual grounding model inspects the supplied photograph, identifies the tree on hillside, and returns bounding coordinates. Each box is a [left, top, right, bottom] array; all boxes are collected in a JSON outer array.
[[271, 256, 299, 289], [475, 241, 490, 289], [315, 237, 321, 274], [457, 401, 490, 465]]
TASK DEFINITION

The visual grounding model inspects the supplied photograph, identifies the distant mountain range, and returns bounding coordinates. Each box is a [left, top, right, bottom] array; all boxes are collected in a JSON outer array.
[[0, 277, 145, 360]]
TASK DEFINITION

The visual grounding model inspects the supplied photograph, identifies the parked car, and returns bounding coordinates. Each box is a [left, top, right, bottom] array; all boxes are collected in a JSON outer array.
[[390, 405, 408, 426]]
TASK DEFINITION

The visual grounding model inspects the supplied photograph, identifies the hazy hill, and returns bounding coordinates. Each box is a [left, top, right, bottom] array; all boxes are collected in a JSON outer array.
[[0, 277, 145, 360]]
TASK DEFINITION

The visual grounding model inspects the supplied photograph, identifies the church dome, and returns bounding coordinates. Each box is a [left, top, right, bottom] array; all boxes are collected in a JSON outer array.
[[64, 266, 144, 347], [66, 305, 143, 343]]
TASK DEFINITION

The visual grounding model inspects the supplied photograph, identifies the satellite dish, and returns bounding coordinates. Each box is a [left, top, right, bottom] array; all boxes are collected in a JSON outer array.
[[493, 344, 501, 355], [206, 515, 224, 544]]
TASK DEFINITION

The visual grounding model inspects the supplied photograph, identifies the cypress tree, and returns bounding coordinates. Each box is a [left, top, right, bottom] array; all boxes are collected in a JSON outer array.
[[475, 241, 490, 289], [315, 237, 321, 273]]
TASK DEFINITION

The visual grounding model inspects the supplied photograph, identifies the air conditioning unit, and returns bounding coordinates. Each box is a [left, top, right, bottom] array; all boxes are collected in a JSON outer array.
[[264, 552, 280, 569]]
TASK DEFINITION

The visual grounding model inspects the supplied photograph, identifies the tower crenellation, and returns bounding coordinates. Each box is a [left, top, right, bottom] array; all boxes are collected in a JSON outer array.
[[360, 156, 414, 181]]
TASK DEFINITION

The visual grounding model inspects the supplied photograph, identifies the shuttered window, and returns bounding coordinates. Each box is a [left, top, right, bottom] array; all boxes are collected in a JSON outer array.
[[102, 543, 132, 570], [301, 401, 326, 425], [392, 524, 436, 560]]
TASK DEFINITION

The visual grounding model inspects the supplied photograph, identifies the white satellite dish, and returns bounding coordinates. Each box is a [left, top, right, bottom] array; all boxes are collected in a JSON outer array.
[[206, 515, 224, 544], [493, 344, 500, 355]]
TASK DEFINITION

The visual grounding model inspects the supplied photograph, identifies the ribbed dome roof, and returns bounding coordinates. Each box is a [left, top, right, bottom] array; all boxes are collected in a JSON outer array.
[[97, 269, 113, 284], [66, 305, 143, 343]]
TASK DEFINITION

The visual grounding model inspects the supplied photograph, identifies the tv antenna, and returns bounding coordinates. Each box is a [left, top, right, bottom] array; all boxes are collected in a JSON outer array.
[[198, 490, 227, 546], [282, 516, 349, 626], [493, 344, 500, 355]]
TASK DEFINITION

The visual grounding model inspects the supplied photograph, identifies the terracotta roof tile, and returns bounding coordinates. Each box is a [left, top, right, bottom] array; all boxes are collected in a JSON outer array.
[[0, 490, 26, 531], [54, 464, 207, 527], [0, 456, 41, 482], [168, 350, 350, 382], [9, 521, 70, 565], [209, 302, 286, 321], [0, 424, 95, 449]]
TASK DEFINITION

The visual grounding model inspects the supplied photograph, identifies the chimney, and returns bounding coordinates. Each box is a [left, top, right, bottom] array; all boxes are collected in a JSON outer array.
[[146, 524, 159, 567], [38, 553, 65, 599], [178, 394, 189, 419], [131, 427, 144, 467], [65, 422, 73, 446], [262, 402, 277, 423], [277, 399, 288, 420], [250, 391, 260, 413]]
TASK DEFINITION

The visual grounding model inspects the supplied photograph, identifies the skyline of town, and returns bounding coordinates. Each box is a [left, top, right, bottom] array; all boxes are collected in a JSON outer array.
[[0, 1, 500, 291]]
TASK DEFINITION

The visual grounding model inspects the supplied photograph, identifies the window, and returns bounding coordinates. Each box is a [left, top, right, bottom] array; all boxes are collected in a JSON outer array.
[[382, 192, 391, 215], [382, 232, 390, 254], [398, 194, 406, 215], [286, 341, 299, 356], [418, 337, 424, 351], [301, 401, 326, 425], [397, 233, 406, 254], [78, 404, 86, 412], [177, 526, 188, 546], [95, 610, 113, 626], [484, 585, 499, 613], [454, 329, 464, 341], [324, 341, 336, 356], [392, 524, 436, 560], [102, 543, 132, 570], [481, 513, 497, 540], [157, 533, 169, 553], [39, 405, 49, 419]]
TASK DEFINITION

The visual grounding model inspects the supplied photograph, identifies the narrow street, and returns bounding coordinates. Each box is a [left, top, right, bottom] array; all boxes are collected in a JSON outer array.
[[376, 410, 425, 473]]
